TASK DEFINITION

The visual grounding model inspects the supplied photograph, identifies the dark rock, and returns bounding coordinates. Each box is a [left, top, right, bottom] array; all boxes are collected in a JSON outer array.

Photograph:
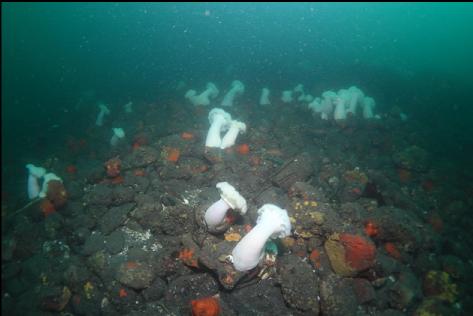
[[63, 263, 90, 286], [121, 301, 180, 315], [71, 227, 91, 245], [61, 200, 84, 218], [98, 203, 135, 235], [82, 231, 106, 256], [271, 152, 314, 191], [71, 289, 103, 315], [222, 279, 296, 315], [378, 309, 406, 316], [69, 203, 99, 225], [142, 277, 167, 301], [277, 255, 320, 314], [111, 186, 136, 206], [43, 212, 65, 239], [164, 274, 219, 315], [4, 276, 29, 296], [366, 171, 425, 214], [86, 167, 106, 185], [392, 145, 430, 172], [353, 278, 376, 304], [86, 250, 111, 279], [21, 254, 50, 283], [123, 146, 159, 169], [116, 261, 156, 290], [132, 193, 160, 220], [2, 262, 21, 280], [39, 286, 71, 312], [253, 186, 291, 214], [83, 184, 113, 206], [320, 273, 359, 316], [178, 157, 211, 182], [13, 218, 42, 259], [289, 181, 328, 202], [125, 174, 151, 194], [1, 293, 15, 315], [387, 269, 421, 310], [2, 237, 16, 262], [371, 206, 436, 253], [203, 147, 225, 164], [105, 230, 126, 254], [66, 180, 85, 201], [413, 252, 441, 275], [126, 246, 154, 262], [374, 253, 403, 277], [441, 255, 466, 279], [41, 240, 71, 262], [150, 205, 194, 236]]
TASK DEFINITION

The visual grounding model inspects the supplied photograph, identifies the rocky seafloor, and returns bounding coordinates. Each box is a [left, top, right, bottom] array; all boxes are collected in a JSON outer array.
[[2, 98, 472, 315]]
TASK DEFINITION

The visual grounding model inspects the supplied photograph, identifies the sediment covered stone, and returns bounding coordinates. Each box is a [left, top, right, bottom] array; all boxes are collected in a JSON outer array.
[[271, 152, 314, 191], [324, 233, 376, 277]]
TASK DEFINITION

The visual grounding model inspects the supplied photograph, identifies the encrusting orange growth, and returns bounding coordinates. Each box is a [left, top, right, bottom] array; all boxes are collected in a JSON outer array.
[[224, 210, 237, 225], [191, 165, 208, 175], [249, 155, 261, 166], [236, 144, 250, 155], [428, 214, 444, 233], [398, 168, 411, 183], [191, 296, 220, 316], [132, 142, 141, 150], [244, 224, 252, 233], [384, 242, 401, 260], [224, 232, 241, 242], [105, 157, 121, 177], [179, 248, 199, 268], [422, 180, 435, 192], [66, 165, 77, 174], [165, 147, 181, 163], [46, 180, 68, 208], [133, 169, 146, 177], [119, 288, 128, 298], [110, 175, 124, 184], [132, 134, 148, 150], [40, 199, 56, 217], [266, 148, 282, 156], [125, 261, 139, 269], [181, 132, 195, 140], [309, 249, 322, 268], [340, 233, 376, 270], [222, 273, 235, 285], [364, 221, 379, 237]]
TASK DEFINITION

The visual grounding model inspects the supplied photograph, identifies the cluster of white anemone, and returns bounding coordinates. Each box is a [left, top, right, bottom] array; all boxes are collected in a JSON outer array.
[[95, 103, 110, 126], [185, 82, 220, 106], [280, 84, 315, 104], [110, 127, 126, 146], [205, 108, 247, 149], [185, 80, 245, 107], [95, 101, 134, 128], [93, 103, 128, 147], [307, 86, 378, 121], [25, 164, 63, 200], [203, 182, 291, 272]]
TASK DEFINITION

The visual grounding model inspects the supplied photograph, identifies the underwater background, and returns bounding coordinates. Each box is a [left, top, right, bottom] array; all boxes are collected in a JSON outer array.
[[2, 2, 473, 315], [3, 2, 473, 166]]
